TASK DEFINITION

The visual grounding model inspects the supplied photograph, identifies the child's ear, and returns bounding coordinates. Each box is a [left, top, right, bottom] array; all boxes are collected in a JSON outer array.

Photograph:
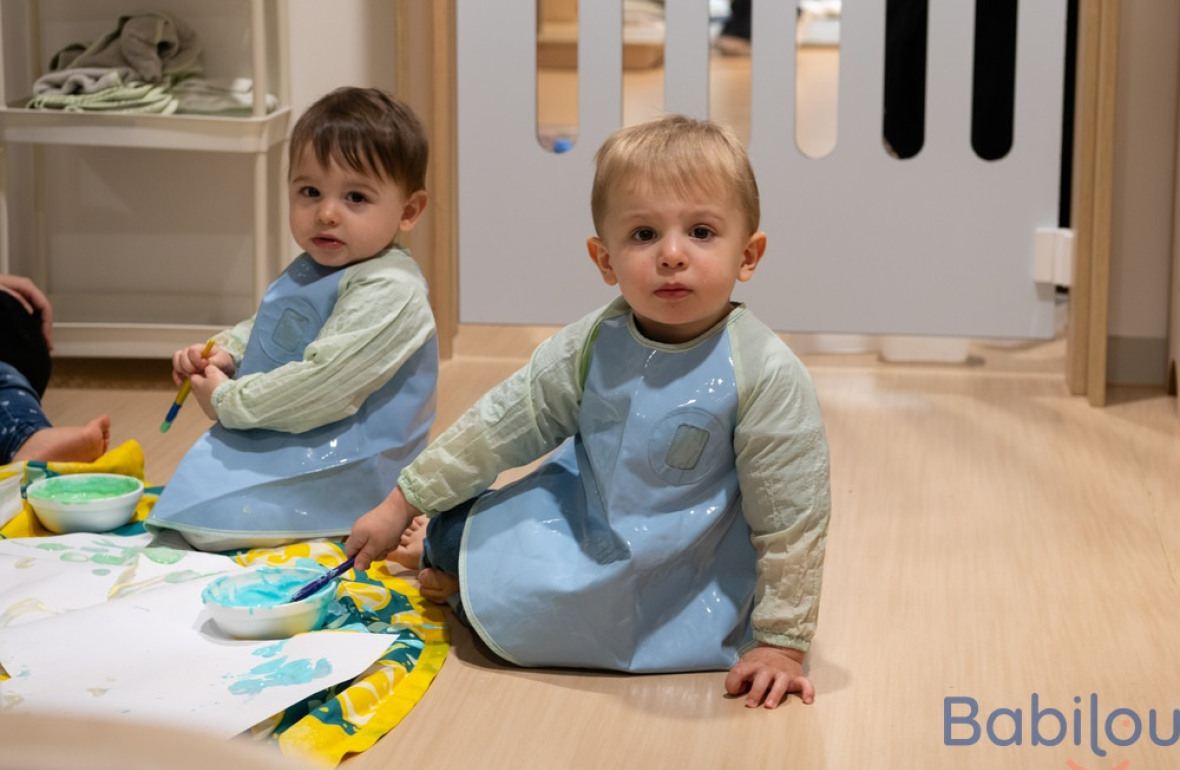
[[737, 231, 767, 282], [586, 236, 618, 286], [398, 190, 429, 232]]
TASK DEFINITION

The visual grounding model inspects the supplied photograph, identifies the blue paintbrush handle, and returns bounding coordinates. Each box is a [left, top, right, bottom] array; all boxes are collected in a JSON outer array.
[[289, 557, 355, 603], [159, 402, 182, 432]]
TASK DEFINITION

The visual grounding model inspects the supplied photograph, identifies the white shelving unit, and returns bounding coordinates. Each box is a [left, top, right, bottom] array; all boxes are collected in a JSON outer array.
[[0, 0, 290, 357]]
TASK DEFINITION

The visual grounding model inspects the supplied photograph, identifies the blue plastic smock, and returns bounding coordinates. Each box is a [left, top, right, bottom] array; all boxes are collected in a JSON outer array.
[[147, 254, 437, 550], [459, 313, 756, 672]]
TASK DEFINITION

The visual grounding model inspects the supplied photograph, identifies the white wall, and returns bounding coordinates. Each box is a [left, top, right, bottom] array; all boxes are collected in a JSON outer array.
[[1107, 0, 1179, 382], [286, 1, 396, 120], [1, 0, 34, 275]]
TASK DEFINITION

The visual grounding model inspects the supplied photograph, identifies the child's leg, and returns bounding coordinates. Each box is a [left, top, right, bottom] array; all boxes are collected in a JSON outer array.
[[390, 515, 430, 569], [418, 568, 460, 604], [411, 500, 474, 613], [391, 499, 471, 572], [1, 361, 52, 463], [420, 501, 470, 576], [11, 417, 110, 464], [0, 362, 109, 465]]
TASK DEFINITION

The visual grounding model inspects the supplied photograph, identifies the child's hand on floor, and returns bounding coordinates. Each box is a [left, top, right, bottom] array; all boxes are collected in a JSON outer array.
[[346, 487, 421, 571], [189, 365, 228, 421], [724, 644, 815, 709], [171, 343, 235, 387]]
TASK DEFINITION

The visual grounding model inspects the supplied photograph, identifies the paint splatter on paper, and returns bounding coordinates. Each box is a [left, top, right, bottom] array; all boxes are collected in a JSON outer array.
[[227, 656, 333, 696]]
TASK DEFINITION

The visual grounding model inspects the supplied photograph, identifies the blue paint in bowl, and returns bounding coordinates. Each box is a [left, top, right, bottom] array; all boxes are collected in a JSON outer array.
[[202, 567, 335, 639]]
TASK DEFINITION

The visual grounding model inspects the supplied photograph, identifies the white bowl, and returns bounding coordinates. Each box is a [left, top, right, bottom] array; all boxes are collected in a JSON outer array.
[[25, 473, 144, 534], [202, 567, 336, 640]]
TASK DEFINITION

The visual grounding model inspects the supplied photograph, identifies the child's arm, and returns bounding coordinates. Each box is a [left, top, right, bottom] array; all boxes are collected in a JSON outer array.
[[395, 302, 615, 517], [170, 318, 254, 420], [170, 318, 253, 387], [189, 364, 230, 420], [731, 314, 832, 707], [346, 301, 620, 567], [213, 317, 254, 368], [211, 261, 434, 433]]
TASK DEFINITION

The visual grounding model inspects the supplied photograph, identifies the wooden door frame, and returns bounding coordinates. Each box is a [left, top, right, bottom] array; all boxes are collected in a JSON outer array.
[[1066, 0, 1119, 406], [1173, 71, 1180, 408], [396, 1, 458, 360]]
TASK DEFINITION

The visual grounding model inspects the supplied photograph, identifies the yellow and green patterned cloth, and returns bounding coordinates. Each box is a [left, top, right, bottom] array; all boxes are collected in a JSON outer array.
[[0, 440, 448, 767]]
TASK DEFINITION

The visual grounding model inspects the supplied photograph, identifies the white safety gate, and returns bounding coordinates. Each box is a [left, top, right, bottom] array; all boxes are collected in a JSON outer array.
[[457, 0, 1068, 338]]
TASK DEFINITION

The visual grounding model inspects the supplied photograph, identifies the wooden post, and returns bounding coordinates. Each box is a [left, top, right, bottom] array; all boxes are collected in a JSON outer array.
[[1066, 0, 1118, 406], [397, 1, 458, 361], [1171, 55, 1180, 410]]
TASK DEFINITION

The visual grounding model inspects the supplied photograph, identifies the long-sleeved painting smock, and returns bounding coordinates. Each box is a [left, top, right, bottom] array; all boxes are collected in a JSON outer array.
[[147, 247, 437, 551], [399, 297, 829, 671]]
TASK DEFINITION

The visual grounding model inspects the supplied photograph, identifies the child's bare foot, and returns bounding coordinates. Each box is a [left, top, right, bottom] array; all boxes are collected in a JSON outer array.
[[417, 567, 460, 604], [390, 515, 429, 570], [13, 416, 110, 463]]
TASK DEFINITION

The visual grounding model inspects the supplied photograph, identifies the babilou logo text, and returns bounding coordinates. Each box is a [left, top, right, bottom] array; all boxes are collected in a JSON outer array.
[[944, 694, 1179, 757]]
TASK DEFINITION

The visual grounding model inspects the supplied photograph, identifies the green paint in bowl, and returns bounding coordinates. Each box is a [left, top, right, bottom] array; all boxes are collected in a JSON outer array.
[[27, 475, 141, 503], [25, 473, 144, 534]]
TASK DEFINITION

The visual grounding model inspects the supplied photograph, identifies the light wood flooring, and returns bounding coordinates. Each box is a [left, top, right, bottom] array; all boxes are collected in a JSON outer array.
[[39, 324, 1180, 770]]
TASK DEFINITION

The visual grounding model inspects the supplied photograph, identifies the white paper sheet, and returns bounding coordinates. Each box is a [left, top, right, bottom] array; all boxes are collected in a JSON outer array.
[[0, 533, 393, 737], [0, 533, 234, 625]]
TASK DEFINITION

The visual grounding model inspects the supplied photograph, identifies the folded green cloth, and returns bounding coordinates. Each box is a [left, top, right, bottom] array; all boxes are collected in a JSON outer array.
[[28, 81, 178, 114], [29, 11, 201, 112]]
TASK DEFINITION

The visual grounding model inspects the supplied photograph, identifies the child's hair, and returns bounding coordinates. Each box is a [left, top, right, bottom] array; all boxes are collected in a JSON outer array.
[[591, 114, 760, 236], [289, 87, 428, 194]]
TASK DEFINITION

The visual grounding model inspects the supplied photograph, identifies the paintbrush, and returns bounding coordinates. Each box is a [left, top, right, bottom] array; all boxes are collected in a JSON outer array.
[[289, 557, 356, 603], [160, 339, 216, 433]]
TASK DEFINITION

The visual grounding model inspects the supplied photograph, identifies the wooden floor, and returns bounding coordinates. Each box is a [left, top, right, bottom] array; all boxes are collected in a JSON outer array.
[[40, 325, 1180, 770]]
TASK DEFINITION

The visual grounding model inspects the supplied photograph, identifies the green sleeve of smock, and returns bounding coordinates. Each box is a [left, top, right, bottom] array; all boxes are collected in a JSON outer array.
[[211, 316, 254, 366], [399, 299, 625, 516], [210, 248, 436, 434], [729, 309, 831, 652]]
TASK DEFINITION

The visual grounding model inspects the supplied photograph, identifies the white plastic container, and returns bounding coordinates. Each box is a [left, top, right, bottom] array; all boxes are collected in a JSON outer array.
[[25, 473, 144, 534], [202, 567, 336, 640]]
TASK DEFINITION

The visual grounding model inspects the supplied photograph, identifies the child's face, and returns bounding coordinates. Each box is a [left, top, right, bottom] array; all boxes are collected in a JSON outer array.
[[288, 149, 426, 268], [586, 180, 766, 344]]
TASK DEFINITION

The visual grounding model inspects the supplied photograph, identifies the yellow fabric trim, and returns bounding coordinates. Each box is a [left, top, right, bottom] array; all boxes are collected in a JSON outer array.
[[231, 552, 449, 767]]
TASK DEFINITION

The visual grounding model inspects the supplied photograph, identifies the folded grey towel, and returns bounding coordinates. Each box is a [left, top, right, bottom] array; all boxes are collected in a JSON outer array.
[[47, 12, 202, 83]]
